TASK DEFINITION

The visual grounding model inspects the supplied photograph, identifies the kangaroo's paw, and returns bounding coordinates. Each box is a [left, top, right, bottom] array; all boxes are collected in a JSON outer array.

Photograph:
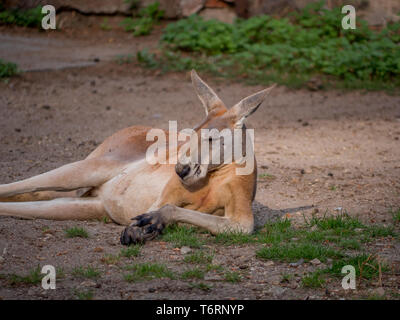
[[120, 212, 165, 245]]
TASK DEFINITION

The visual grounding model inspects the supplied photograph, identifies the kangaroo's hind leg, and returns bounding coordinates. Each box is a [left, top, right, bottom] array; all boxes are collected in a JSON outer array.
[[0, 158, 122, 199], [0, 197, 106, 221]]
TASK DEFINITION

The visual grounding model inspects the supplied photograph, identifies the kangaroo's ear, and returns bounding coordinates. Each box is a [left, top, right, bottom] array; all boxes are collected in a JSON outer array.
[[191, 70, 227, 115], [229, 85, 276, 128]]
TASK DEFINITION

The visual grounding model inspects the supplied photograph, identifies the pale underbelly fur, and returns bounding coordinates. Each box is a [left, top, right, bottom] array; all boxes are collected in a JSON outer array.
[[98, 159, 171, 225]]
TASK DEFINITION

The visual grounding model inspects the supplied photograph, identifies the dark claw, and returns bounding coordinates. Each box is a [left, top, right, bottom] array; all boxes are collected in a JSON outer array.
[[130, 213, 153, 227], [120, 213, 165, 246]]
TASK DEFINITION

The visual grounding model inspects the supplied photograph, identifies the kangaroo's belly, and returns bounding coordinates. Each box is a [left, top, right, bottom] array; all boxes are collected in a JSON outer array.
[[98, 159, 173, 225]]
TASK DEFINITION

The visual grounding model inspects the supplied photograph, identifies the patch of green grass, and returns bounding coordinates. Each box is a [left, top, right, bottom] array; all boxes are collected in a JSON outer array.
[[0, 6, 43, 28], [120, 245, 141, 258], [136, 1, 400, 91], [184, 251, 213, 264], [301, 271, 325, 288], [214, 218, 296, 245], [256, 243, 342, 262], [123, 263, 174, 282], [257, 218, 298, 244], [325, 254, 387, 280], [73, 289, 94, 300], [366, 225, 397, 238], [205, 264, 224, 272], [189, 282, 212, 291], [72, 266, 101, 279], [161, 224, 204, 248], [7, 266, 43, 285], [56, 267, 66, 280], [101, 254, 121, 265], [214, 231, 255, 245], [305, 213, 365, 231], [181, 268, 204, 280], [337, 238, 361, 250], [281, 273, 294, 283], [224, 271, 242, 283], [0, 59, 18, 78], [121, 2, 164, 36], [65, 227, 89, 238], [392, 209, 400, 224]]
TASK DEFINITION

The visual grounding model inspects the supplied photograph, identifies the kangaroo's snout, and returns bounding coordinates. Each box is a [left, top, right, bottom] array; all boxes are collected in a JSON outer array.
[[175, 163, 190, 180]]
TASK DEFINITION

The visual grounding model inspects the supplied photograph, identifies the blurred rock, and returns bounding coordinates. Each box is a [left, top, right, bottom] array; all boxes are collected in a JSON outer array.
[[180, 246, 192, 254], [200, 7, 237, 23], [180, 0, 206, 17]]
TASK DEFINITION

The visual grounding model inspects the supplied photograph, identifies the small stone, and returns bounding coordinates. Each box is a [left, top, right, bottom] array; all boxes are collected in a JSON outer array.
[[264, 260, 274, 267], [310, 258, 321, 265], [371, 287, 385, 296], [0, 256, 4, 264], [180, 246, 192, 254], [310, 225, 318, 231], [268, 286, 287, 297], [290, 258, 304, 267], [80, 280, 97, 288], [204, 272, 223, 281], [148, 288, 156, 293], [354, 228, 363, 233]]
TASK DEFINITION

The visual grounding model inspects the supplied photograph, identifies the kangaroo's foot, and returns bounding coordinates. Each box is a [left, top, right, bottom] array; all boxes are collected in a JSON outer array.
[[120, 212, 165, 245]]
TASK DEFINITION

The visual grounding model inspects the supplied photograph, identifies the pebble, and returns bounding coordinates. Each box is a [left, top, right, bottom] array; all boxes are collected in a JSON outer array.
[[80, 280, 97, 288], [268, 286, 287, 297], [289, 258, 304, 267], [371, 287, 385, 296], [204, 272, 223, 281], [0, 256, 4, 264], [264, 260, 274, 267], [180, 246, 192, 255], [310, 258, 321, 265]]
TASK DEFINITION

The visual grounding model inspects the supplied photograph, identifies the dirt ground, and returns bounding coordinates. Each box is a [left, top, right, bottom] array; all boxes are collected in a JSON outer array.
[[0, 18, 399, 300]]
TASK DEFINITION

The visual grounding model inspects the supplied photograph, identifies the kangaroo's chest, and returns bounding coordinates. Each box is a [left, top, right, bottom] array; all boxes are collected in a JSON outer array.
[[98, 160, 173, 224]]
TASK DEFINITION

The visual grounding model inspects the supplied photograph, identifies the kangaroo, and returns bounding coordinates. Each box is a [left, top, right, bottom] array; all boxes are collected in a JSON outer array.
[[0, 70, 275, 245]]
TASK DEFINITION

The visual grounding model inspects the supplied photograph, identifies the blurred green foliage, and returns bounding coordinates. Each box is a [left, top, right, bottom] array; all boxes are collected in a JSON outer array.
[[122, 2, 164, 36], [138, 1, 400, 90], [0, 59, 18, 78], [0, 6, 43, 28]]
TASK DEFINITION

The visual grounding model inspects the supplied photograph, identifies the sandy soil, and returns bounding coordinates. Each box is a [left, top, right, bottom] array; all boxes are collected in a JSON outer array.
[[0, 19, 399, 300]]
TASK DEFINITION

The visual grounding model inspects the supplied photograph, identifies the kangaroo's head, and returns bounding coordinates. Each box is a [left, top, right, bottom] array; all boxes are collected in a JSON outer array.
[[175, 70, 275, 187]]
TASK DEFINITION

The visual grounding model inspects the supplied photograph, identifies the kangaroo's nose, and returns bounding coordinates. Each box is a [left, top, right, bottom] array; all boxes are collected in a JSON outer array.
[[176, 164, 190, 179]]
